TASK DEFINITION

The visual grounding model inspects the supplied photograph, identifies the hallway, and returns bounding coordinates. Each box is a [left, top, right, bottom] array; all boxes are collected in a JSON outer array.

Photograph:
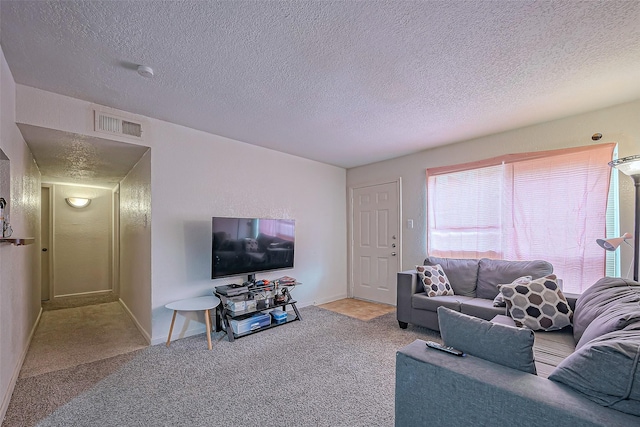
[[2, 294, 147, 426]]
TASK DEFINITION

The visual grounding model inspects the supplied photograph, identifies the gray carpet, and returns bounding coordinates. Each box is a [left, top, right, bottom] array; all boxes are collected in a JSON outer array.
[[20, 302, 148, 378], [3, 351, 143, 427], [34, 306, 440, 427], [42, 293, 119, 311]]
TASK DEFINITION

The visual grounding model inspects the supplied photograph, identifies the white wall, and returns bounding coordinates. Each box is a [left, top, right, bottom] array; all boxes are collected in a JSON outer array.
[[148, 119, 347, 342], [14, 85, 348, 345], [50, 184, 113, 296], [0, 48, 41, 421], [119, 149, 151, 340], [347, 100, 640, 286]]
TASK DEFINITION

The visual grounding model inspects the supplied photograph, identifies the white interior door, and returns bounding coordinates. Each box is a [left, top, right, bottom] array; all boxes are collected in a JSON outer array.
[[352, 181, 400, 305]]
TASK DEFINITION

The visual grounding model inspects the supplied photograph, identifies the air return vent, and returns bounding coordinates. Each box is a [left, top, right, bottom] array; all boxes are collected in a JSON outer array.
[[94, 110, 143, 139]]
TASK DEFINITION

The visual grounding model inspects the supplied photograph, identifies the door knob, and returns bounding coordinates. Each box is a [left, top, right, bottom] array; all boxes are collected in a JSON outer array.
[[42, 248, 48, 252], [391, 252, 397, 256]]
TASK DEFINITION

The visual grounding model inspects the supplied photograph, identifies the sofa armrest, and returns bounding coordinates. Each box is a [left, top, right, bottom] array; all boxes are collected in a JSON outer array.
[[395, 339, 637, 427], [397, 270, 420, 324]]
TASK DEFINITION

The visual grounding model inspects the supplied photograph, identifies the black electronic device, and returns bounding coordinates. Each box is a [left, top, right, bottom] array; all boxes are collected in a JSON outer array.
[[215, 284, 249, 296], [211, 217, 295, 281], [425, 341, 465, 357]]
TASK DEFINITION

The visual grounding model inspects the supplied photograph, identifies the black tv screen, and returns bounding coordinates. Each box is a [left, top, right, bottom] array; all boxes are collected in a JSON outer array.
[[211, 217, 295, 279]]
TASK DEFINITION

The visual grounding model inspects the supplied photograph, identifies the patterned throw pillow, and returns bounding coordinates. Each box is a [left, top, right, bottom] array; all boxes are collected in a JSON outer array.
[[416, 264, 454, 297], [493, 276, 533, 307], [500, 274, 573, 331]]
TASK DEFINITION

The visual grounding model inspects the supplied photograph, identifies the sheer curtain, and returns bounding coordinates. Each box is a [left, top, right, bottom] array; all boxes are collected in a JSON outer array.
[[427, 143, 615, 294]]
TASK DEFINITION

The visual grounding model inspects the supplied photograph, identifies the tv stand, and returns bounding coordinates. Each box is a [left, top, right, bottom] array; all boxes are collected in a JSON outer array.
[[214, 283, 301, 342]]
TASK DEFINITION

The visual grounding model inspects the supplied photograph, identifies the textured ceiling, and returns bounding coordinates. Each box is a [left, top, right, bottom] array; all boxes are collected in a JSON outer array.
[[17, 124, 149, 187], [1, 1, 640, 172]]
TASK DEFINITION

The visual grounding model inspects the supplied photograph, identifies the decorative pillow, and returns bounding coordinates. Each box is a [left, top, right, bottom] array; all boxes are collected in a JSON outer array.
[[493, 276, 532, 307], [437, 306, 536, 374], [549, 329, 640, 416], [416, 264, 454, 297], [500, 274, 573, 331]]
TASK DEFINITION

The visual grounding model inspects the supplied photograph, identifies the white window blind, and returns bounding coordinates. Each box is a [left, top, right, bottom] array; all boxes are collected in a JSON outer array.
[[427, 143, 615, 294]]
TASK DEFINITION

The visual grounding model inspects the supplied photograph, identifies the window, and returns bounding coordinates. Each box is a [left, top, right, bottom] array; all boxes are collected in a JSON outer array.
[[427, 143, 616, 294]]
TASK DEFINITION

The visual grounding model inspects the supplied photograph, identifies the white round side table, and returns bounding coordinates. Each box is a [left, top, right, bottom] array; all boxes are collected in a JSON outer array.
[[165, 295, 220, 350]]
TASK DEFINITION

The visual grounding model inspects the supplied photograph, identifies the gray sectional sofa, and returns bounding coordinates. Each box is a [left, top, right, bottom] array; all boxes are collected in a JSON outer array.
[[395, 276, 640, 425], [397, 256, 555, 331]]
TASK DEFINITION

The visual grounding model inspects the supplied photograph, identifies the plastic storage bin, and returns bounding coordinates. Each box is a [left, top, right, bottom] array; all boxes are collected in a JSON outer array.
[[230, 312, 271, 335], [226, 297, 246, 313], [270, 309, 287, 323]]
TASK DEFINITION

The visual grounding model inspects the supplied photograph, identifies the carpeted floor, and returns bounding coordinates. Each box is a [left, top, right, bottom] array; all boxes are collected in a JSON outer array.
[[41, 293, 119, 311], [19, 302, 148, 378], [8, 306, 440, 427]]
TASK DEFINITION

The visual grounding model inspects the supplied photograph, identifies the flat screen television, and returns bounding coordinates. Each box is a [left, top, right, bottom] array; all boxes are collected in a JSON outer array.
[[211, 217, 295, 281]]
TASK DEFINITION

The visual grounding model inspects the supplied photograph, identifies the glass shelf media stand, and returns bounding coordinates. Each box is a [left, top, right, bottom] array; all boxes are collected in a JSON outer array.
[[214, 283, 302, 342]]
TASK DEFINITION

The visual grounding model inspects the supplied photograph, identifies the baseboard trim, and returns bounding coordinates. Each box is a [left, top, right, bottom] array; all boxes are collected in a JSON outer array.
[[118, 299, 151, 345], [54, 289, 114, 298], [305, 292, 349, 307], [0, 306, 42, 422], [150, 324, 207, 346]]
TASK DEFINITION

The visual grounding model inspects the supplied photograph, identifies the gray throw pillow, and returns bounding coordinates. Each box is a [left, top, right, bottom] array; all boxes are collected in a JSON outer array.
[[549, 329, 640, 416], [500, 274, 573, 332], [493, 276, 533, 307], [437, 306, 537, 374]]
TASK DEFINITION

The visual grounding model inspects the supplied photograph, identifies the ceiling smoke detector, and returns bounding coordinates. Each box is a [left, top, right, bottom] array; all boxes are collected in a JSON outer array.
[[137, 65, 154, 78]]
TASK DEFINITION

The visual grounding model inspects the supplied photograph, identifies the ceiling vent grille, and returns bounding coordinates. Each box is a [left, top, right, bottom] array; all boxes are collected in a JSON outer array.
[[94, 110, 143, 139]]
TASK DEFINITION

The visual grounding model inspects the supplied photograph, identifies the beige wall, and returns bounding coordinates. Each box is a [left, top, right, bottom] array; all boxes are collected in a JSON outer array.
[[119, 149, 151, 340], [14, 84, 348, 346], [50, 184, 113, 296], [347, 99, 640, 290], [0, 48, 41, 420]]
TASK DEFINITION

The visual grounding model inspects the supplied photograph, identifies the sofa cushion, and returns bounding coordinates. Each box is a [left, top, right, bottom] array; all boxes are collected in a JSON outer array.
[[501, 274, 573, 331], [577, 306, 640, 350], [476, 258, 553, 300], [549, 329, 640, 416], [438, 306, 537, 374], [460, 298, 507, 321], [412, 294, 473, 312], [416, 265, 454, 297], [573, 277, 640, 343], [424, 257, 479, 297]]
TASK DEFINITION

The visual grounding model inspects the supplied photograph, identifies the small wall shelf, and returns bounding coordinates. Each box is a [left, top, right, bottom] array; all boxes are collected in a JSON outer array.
[[0, 237, 35, 246]]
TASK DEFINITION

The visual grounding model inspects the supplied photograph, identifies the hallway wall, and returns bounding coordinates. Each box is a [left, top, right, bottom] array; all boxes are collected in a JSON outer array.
[[0, 48, 41, 421], [51, 184, 113, 297], [119, 149, 151, 340]]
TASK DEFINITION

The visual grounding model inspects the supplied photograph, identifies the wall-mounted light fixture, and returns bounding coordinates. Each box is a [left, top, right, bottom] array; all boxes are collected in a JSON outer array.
[[65, 197, 91, 209]]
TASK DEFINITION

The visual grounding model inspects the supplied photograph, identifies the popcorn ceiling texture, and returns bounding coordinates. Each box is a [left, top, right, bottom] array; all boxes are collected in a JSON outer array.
[[16, 124, 149, 187], [1, 1, 639, 168]]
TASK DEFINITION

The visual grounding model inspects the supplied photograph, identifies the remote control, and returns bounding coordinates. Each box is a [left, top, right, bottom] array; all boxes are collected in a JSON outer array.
[[425, 341, 464, 356]]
